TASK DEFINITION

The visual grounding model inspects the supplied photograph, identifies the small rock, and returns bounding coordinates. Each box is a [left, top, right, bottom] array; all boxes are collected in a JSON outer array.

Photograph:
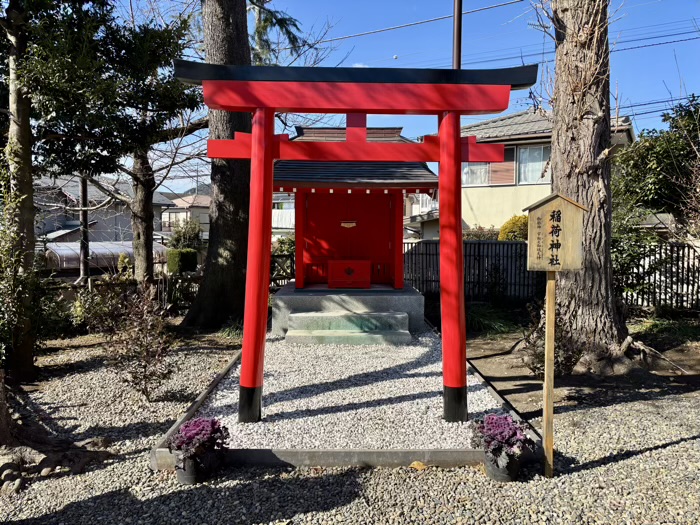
[[40, 467, 53, 477], [11, 478, 23, 493], [1, 470, 19, 482]]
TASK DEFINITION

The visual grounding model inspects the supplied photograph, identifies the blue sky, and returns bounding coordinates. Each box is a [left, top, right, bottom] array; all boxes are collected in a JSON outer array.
[[272, 0, 700, 141]]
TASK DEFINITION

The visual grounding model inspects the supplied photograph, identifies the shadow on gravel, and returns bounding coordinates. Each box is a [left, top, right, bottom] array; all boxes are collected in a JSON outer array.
[[516, 374, 700, 421], [261, 341, 442, 408], [8, 468, 364, 525], [36, 355, 111, 379], [561, 433, 700, 475], [516, 433, 700, 480]]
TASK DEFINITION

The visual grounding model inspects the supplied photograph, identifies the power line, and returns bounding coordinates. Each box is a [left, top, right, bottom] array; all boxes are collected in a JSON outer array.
[[311, 0, 525, 45], [409, 32, 700, 69]]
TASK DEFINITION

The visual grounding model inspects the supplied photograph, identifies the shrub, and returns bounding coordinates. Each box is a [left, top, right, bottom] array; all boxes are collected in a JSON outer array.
[[37, 286, 76, 340], [70, 276, 129, 334], [520, 303, 583, 377], [170, 219, 202, 250], [167, 248, 198, 274], [117, 252, 133, 276], [498, 215, 528, 241], [273, 234, 295, 255], [110, 290, 174, 401], [462, 225, 499, 241]]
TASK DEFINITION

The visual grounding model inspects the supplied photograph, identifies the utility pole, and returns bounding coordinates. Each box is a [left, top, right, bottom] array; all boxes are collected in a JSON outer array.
[[453, 0, 463, 70], [78, 175, 90, 284]]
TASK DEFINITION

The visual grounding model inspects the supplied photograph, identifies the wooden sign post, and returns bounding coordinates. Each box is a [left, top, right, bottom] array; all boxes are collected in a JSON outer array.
[[523, 193, 587, 478]]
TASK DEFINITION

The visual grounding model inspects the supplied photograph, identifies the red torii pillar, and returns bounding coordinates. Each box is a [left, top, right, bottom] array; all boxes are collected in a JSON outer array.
[[174, 59, 538, 423], [238, 107, 275, 422], [439, 112, 467, 421]]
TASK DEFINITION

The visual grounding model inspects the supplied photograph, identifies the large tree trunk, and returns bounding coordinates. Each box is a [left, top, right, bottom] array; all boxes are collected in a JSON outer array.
[[4, 3, 35, 380], [182, 0, 252, 329], [550, 0, 628, 374], [131, 150, 155, 284], [0, 371, 15, 446]]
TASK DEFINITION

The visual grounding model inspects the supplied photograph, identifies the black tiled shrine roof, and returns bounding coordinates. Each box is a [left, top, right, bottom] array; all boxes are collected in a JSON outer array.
[[273, 127, 438, 189]]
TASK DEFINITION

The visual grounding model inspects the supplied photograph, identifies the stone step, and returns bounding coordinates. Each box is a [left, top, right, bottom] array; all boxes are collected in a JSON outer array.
[[287, 311, 409, 332], [285, 329, 413, 346]]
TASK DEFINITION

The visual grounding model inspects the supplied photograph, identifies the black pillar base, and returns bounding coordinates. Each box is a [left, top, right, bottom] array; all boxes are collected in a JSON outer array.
[[443, 385, 468, 422], [238, 386, 262, 423]]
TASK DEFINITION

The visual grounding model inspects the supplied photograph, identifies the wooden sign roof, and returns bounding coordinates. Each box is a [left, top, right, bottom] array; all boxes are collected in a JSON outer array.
[[522, 192, 589, 213]]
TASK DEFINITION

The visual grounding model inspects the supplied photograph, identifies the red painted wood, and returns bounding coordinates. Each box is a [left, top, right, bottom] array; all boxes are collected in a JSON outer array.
[[203, 80, 511, 115], [393, 193, 404, 289], [439, 111, 467, 389], [295, 191, 306, 289], [346, 113, 367, 143], [208, 136, 504, 163], [328, 260, 371, 288], [277, 186, 434, 193], [240, 108, 275, 389], [304, 193, 393, 285]]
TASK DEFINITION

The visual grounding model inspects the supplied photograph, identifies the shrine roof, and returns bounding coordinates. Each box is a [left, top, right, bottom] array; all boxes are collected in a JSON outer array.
[[273, 127, 438, 189]]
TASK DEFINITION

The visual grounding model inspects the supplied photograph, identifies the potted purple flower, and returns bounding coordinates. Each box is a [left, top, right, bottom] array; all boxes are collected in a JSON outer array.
[[168, 417, 230, 485], [470, 413, 535, 482]]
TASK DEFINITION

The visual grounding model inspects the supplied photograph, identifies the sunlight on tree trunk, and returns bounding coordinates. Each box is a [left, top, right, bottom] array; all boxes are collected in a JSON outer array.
[[3, 3, 35, 380], [131, 150, 156, 284], [548, 0, 629, 374], [182, 0, 252, 328]]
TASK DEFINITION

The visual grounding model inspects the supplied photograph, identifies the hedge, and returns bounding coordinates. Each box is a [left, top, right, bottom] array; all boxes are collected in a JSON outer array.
[[167, 248, 198, 274]]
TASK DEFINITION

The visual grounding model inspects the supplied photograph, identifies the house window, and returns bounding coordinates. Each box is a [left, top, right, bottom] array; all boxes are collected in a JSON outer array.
[[518, 145, 551, 184], [461, 162, 489, 186]]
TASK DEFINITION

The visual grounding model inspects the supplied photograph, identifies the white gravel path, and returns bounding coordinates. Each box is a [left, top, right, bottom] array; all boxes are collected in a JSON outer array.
[[199, 331, 504, 449], [3, 331, 699, 525]]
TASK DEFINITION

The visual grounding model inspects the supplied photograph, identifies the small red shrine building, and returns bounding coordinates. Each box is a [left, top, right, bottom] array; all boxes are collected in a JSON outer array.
[[274, 126, 438, 290]]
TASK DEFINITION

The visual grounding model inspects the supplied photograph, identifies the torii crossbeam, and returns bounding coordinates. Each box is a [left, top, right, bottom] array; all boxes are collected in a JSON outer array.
[[175, 60, 538, 424]]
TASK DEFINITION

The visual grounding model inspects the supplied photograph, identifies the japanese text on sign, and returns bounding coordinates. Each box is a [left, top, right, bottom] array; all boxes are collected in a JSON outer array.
[[549, 209, 561, 267]]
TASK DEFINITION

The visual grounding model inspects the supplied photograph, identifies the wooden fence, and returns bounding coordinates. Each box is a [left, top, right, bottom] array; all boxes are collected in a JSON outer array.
[[621, 242, 700, 309], [403, 240, 545, 302]]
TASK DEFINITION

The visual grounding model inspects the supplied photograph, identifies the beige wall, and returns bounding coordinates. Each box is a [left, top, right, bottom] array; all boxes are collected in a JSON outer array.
[[461, 184, 551, 229]]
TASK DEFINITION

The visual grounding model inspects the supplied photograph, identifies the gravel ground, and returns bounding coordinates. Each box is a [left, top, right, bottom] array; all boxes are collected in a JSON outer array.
[[200, 331, 502, 449], [2, 332, 699, 525]]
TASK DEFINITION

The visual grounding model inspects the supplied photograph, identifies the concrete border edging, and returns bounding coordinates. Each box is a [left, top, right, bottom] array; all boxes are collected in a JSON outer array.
[[151, 318, 541, 470], [150, 349, 242, 471]]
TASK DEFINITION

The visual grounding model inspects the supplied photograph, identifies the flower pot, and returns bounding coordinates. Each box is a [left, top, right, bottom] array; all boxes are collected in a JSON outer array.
[[175, 450, 222, 485], [484, 456, 521, 482]]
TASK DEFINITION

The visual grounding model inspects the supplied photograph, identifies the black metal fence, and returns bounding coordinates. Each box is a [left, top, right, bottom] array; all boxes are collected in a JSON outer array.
[[621, 242, 700, 309], [270, 253, 296, 290], [80, 241, 700, 311], [403, 240, 545, 302]]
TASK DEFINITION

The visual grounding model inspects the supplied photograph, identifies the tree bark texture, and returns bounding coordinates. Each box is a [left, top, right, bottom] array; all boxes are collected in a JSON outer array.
[[550, 0, 628, 373], [183, 0, 252, 328], [0, 371, 15, 446], [4, 4, 36, 380], [131, 150, 156, 284]]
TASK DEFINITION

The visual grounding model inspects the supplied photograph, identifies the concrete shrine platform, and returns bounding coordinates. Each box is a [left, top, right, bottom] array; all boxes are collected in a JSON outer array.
[[271, 282, 426, 337]]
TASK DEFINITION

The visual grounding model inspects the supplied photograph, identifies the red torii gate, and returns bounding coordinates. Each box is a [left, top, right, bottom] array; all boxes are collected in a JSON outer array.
[[175, 60, 537, 424]]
